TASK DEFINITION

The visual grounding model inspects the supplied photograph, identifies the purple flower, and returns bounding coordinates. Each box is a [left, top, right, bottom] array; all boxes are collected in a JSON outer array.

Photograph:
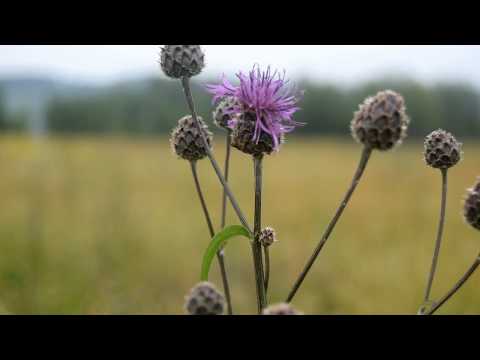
[[206, 65, 304, 150]]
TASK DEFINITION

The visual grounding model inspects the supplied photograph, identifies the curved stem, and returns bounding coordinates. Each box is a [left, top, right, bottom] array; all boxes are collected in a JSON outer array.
[[252, 155, 267, 313], [286, 146, 373, 303], [264, 246, 270, 296], [423, 169, 448, 304], [190, 161, 233, 315], [181, 77, 252, 235], [426, 253, 480, 315]]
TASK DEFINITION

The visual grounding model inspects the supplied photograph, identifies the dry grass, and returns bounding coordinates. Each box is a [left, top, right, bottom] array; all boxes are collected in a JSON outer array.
[[0, 134, 478, 314]]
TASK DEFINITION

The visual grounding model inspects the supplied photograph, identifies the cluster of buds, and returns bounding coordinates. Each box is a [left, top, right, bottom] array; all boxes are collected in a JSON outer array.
[[262, 303, 302, 315]]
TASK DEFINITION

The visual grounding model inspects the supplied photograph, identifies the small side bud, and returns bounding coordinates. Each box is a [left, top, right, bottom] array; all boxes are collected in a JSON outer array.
[[262, 303, 303, 315], [160, 45, 205, 79], [259, 227, 277, 247], [170, 115, 213, 162], [184, 282, 225, 315]]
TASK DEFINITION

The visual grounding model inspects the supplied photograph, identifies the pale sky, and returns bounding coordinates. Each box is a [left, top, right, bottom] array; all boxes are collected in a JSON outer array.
[[0, 45, 479, 87]]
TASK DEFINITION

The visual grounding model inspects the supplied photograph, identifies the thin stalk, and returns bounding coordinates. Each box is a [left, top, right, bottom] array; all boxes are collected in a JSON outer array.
[[264, 246, 270, 295], [423, 168, 448, 304], [219, 131, 233, 315], [190, 161, 233, 315], [253, 155, 267, 312], [286, 146, 373, 303], [426, 254, 480, 315], [221, 131, 232, 229], [181, 77, 252, 236]]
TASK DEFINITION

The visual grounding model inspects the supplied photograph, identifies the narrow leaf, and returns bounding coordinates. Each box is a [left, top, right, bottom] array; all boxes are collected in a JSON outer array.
[[201, 225, 251, 281]]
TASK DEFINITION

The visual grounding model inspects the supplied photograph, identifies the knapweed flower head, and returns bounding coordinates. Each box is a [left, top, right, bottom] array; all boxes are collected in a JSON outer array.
[[184, 282, 225, 315], [160, 45, 205, 79], [262, 303, 302, 315], [424, 129, 462, 169], [206, 65, 304, 155], [170, 115, 213, 162], [464, 178, 480, 231], [351, 90, 409, 151]]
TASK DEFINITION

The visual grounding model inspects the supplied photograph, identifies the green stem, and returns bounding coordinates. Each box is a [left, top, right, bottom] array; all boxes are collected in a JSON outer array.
[[190, 161, 233, 315], [253, 155, 267, 313], [426, 253, 480, 315], [286, 146, 372, 303], [181, 77, 253, 236], [423, 168, 448, 304]]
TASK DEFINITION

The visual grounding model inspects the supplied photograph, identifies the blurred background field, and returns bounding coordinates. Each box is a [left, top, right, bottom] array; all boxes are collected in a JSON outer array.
[[0, 45, 480, 314], [0, 134, 478, 314]]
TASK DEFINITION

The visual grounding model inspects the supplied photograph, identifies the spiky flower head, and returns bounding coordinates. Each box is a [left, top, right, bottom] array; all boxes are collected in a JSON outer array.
[[351, 90, 409, 151], [160, 45, 205, 79], [206, 65, 304, 155], [184, 282, 225, 315], [262, 303, 302, 315], [464, 178, 480, 231], [170, 115, 212, 162], [212, 96, 241, 131], [259, 227, 277, 247], [424, 129, 462, 169]]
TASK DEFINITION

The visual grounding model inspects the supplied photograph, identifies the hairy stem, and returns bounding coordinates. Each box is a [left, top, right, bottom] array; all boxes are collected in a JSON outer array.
[[181, 77, 253, 235], [253, 155, 267, 312], [423, 168, 448, 304], [426, 253, 480, 315], [286, 146, 373, 303], [190, 161, 233, 315]]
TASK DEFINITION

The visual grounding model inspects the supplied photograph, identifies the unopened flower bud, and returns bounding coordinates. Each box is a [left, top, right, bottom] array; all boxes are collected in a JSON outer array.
[[424, 129, 462, 169], [160, 45, 205, 79], [259, 227, 277, 247], [464, 178, 480, 231], [262, 303, 302, 315], [184, 282, 225, 315], [351, 90, 409, 151], [170, 115, 212, 162], [213, 97, 241, 131]]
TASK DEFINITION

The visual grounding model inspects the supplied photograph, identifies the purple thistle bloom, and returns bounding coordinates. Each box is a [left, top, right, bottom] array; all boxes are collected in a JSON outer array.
[[206, 65, 304, 151]]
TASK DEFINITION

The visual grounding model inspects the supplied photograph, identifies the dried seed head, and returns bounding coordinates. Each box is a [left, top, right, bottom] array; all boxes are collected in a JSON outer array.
[[259, 227, 277, 247], [231, 112, 282, 156], [424, 129, 462, 169], [184, 282, 225, 315], [160, 45, 205, 79], [464, 178, 480, 231], [351, 90, 409, 151], [170, 116, 212, 162], [262, 303, 302, 315], [212, 97, 241, 131]]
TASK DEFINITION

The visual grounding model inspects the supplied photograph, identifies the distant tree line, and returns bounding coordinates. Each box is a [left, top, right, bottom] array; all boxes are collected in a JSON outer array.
[[43, 78, 480, 138]]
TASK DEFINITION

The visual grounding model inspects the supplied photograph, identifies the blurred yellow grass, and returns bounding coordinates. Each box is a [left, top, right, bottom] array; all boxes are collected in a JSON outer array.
[[0, 134, 478, 314]]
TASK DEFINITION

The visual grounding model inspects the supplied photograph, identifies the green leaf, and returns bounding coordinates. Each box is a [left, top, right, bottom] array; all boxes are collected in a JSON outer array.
[[201, 225, 251, 281]]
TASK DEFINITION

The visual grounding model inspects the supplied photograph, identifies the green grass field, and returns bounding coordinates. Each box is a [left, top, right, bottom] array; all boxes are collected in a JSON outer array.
[[0, 134, 478, 315]]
